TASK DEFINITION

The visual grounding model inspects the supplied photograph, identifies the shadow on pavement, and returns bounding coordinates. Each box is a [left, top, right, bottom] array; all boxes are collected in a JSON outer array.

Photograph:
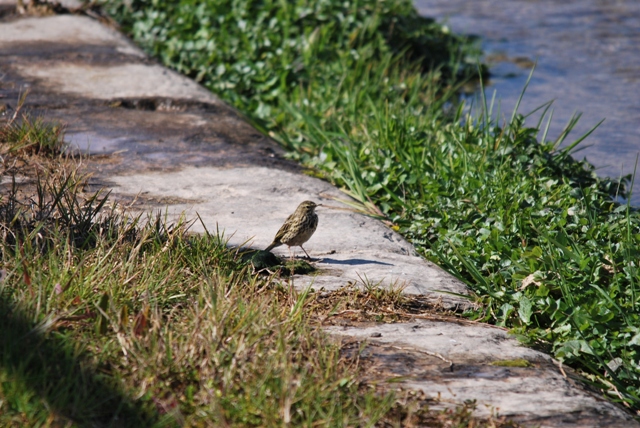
[[320, 257, 394, 266]]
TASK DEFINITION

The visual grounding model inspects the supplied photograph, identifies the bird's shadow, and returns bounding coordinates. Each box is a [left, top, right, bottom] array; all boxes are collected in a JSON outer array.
[[319, 257, 394, 266]]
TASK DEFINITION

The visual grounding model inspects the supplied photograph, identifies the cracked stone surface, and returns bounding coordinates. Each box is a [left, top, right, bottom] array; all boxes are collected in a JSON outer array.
[[1, 11, 638, 427], [329, 322, 637, 427]]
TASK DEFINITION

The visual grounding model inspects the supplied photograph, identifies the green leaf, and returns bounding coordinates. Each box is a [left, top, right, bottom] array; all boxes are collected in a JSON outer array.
[[518, 296, 533, 324]]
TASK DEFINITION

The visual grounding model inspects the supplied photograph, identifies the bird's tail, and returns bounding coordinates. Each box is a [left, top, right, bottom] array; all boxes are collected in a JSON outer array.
[[265, 242, 278, 252]]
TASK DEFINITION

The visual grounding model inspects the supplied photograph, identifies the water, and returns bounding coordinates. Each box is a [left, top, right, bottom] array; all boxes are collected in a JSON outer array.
[[415, 0, 640, 195]]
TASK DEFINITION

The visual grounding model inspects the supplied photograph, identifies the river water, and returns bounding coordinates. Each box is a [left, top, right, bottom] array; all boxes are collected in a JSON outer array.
[[416, 0, 640, 199]]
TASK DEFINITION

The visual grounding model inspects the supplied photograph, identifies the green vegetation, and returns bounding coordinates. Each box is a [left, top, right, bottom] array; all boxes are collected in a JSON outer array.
[[0, 108, 517, 425], [102, 0, 640, 411], [102, 0, 480, 124], [0, 92, 66, 156]]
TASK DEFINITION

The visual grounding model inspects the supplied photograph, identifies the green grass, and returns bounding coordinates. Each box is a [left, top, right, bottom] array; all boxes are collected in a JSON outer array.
[[0, 92, 66, 157], [102, 0, 640, 412], [0, 109, 520, 426], [101, 0, 480, 125]]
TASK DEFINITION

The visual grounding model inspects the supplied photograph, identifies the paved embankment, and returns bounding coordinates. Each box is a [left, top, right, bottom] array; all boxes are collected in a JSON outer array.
[[1, 8, 637, 427]]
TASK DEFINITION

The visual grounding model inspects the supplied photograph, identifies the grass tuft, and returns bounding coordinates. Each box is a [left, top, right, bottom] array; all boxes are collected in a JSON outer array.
[[0, 92, 67, 157]]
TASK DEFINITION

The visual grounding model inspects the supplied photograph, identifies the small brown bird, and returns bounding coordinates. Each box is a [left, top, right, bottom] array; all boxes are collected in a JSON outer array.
[[265, 201, 320, 259]]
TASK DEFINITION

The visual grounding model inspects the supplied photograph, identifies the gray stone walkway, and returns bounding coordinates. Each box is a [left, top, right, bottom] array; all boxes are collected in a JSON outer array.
[[1, 8, 637, 427]]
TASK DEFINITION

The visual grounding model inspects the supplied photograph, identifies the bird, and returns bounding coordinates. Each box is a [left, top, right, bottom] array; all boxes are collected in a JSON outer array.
[[265, 201, 320, 259]]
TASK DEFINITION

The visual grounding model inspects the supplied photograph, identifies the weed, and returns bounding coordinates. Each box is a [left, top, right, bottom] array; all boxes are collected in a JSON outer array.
[[0, 91, 66, 157]]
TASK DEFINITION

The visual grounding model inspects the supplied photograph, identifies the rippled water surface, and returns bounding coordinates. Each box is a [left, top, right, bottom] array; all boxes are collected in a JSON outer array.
[[416, 0, 640, 191]]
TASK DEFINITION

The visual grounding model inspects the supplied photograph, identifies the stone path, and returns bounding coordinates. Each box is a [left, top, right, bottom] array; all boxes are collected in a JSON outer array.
[[1, 7, 637, 427]]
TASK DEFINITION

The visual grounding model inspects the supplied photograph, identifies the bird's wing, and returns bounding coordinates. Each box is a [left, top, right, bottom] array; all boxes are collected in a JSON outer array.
[[272, 213, 295, 242]]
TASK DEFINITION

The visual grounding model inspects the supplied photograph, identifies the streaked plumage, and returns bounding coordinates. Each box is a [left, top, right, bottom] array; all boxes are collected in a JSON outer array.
[[265, 201, 319, 259]]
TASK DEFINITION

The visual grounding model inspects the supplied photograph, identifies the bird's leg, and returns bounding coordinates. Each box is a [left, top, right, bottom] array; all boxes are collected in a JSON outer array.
[[287, 247, 295, 301], [300, 245, 311, 260]]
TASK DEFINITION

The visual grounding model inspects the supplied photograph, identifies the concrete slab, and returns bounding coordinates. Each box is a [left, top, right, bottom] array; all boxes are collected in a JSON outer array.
[[1, 15, 139, 55], [330, 321, 639, 427], [17, 62, 219, 102], [107, 166, 468, 305]]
